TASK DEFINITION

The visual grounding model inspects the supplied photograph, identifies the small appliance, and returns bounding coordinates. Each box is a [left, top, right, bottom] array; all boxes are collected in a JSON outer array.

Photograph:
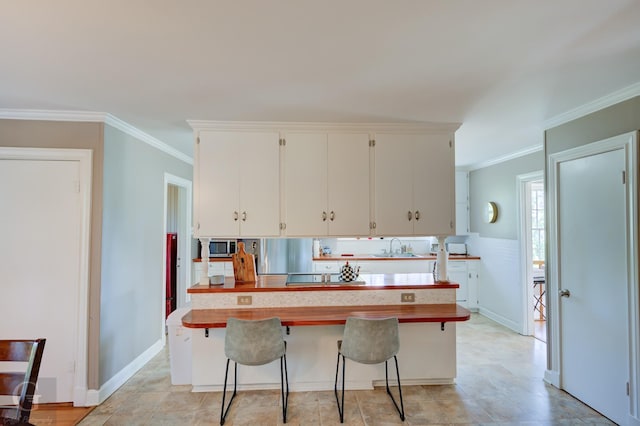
[[447, 243, 467, 255], [198, 239, 237, 257]]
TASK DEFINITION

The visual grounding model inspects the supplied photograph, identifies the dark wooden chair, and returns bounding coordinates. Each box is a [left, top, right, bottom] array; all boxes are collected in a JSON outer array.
[[0, 339, 46, 425]]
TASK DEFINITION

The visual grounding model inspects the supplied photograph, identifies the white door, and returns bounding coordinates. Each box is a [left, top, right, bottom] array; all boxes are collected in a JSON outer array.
[[0, 158, 81, 403], [559, 148, 629, 424]]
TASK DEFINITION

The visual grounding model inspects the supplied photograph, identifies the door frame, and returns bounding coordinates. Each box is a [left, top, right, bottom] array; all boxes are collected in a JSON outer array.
[[546, 131, 639, 420], [0, 147, 92, 405], [162, 173, 192, 345], [517, 170, 543, 336]]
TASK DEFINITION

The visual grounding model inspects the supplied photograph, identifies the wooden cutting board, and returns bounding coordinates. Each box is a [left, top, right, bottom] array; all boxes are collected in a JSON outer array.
[[232, 242, 257, 282]]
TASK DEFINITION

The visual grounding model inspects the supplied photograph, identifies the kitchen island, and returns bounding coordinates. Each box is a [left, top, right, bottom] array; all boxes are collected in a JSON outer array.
[[184, 273, 470, 392]]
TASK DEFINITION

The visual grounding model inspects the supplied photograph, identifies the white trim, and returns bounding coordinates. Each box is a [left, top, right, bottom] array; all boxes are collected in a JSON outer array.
[[548, 131, 638, 418], [97, 339, 164, 404], [162, 173, 193, 345], [516, 171, 544, 337], [477, 307, 520, 333], [544, 369, 560, 387], [187, 120, 461, 134], [0, 147, 93, 407], [0, 108, 193, 165], [543, 82, 640, 130], [467, 144, 543, 171]]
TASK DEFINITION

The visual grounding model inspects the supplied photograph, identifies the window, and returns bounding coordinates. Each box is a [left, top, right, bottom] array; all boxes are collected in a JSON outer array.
[[531, 182, 545, 261]]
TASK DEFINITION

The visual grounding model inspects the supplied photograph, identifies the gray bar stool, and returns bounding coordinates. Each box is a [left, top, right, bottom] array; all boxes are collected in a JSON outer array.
[[220, 317, 289, 425], [334, 316, 405, 423]]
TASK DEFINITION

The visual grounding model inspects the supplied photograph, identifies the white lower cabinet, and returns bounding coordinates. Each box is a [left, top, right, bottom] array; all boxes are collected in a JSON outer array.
[[193, 261, 234, 284], [445, 260, 479, 310], [467, 260, 479, 311], [313, 261, 340, 273]]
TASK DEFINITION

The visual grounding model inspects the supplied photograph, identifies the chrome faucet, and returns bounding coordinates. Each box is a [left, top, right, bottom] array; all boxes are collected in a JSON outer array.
[[389, 238, 402, 255]]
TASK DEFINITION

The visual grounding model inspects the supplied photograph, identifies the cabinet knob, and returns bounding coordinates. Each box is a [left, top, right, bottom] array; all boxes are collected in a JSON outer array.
[[322, 211, 327, 222], [242, 211, 247, 221], [407, 211, 413, 221], [233, 211, 239, 221], [330, 211, 335, 221], [415, 210, 420, 221]]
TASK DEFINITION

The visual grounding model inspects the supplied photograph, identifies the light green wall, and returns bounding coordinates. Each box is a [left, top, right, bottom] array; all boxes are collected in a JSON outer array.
[[546, 96, 640, 154], [469, 150, 544, 240], [100, 124, 192, 386]]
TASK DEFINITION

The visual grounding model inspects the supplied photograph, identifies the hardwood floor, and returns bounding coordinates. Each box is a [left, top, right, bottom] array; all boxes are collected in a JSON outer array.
[[27, 402, 93, 425]]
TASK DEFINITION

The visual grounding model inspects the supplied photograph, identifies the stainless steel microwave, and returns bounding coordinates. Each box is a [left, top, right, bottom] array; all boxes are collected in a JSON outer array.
[[200, 239, 237, 257]]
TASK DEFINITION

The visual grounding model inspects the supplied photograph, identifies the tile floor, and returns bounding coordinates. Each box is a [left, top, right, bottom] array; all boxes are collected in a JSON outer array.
[[78, 314, 614, 425]]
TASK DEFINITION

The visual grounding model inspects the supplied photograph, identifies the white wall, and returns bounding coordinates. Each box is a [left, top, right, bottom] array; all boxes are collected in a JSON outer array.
[[466, 234, 521, 332]]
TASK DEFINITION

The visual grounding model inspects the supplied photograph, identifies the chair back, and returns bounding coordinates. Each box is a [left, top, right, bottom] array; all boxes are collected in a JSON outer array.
[[224, 318, 285, 366], [340, 317, 399, 364], [0, 339, 46, 423]]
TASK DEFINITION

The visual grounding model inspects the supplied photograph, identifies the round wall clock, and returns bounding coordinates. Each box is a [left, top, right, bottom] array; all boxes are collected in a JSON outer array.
[[485, 201, 498, 223]]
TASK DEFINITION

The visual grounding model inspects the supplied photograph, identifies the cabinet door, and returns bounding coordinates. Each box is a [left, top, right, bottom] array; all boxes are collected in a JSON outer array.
[[373, 134, 415, 236], [413, 134, 455, 236], [327, 133, 371, 236], [448, 261, 468, 305], [238, 131, 281, 237], [283, 132, 328, 236], [467, 260, 479, 310], [196, 131, 241, 236]]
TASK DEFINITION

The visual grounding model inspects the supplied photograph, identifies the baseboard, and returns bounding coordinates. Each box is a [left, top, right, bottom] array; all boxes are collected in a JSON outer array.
[[544, 369, 560, 387], [478, 307, 520, 333], [192, 377, 454, 393], [84, 389, 100, 406], [629, 414, 640, 426], [97, 339, 164, 404]]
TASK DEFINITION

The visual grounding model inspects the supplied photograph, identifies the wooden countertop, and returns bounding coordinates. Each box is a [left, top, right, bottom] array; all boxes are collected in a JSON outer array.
[[313, 254, 480, 261], [188, 273, 458, 293], [182, 303, 471, 328]]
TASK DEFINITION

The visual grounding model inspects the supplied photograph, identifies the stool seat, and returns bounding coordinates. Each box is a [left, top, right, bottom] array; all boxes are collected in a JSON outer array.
[[334, 317, 405, 423], [220, 317, 288, 425]]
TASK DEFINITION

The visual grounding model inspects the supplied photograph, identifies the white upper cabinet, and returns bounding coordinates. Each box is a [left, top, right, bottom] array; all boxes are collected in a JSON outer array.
[[455, 171, 469, 235], [190, 121, 460, 238], [373, 133, 455, 236], [283, 132, 370, 236], [195, 130, 281, 237]]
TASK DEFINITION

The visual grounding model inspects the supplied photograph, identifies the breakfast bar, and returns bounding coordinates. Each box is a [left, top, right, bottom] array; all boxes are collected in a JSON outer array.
[[184, 273, 470, 392]]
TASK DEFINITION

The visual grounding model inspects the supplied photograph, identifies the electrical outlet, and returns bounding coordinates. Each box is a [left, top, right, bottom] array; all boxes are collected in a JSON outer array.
[[237, 295, 252, 305], [401, 293, 415, 303]]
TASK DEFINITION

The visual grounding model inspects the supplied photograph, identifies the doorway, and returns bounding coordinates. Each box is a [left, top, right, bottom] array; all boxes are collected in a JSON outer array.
[[548, 132, 638, 424], [162, 174, 192, 343], [0, 147, 92, 405], [518, 171, 544, 340]]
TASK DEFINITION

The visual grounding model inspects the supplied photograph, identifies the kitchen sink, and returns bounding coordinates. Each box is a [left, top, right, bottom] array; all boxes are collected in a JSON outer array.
[[372, 253, 418, 258]]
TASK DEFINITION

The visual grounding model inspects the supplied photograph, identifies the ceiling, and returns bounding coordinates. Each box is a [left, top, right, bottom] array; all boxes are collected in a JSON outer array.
[[1, 1, 639, 168]]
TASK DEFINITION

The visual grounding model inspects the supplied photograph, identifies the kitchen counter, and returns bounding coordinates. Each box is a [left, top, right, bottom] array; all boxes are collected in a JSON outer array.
[[313, 253, 480, 261], [184, 272, 467, 392], [192, 257, 232, 262]]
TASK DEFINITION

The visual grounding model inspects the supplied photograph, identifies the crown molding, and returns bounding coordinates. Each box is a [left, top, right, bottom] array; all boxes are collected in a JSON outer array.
[[187, 119, 462, 134], [0, 109, 193, 165], [467, 144, 543, 171], [542, 81, 640, 130]]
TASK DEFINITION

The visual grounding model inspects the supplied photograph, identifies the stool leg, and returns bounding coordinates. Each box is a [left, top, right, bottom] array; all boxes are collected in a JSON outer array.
[[385, 356, 405, 421], [280, 353, 289, 423], [220, 359, 237, 425], [334, 352, 345, 423]]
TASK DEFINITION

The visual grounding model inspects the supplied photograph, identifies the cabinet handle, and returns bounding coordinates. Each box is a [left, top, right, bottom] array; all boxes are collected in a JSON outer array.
[[322, 211, 327, 222], [233, 211, 239, 221], [415, 210, 420, 221], [242, 211, 247, 222], [330, 211, 335, 221], [407, 211, 413, 221]]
